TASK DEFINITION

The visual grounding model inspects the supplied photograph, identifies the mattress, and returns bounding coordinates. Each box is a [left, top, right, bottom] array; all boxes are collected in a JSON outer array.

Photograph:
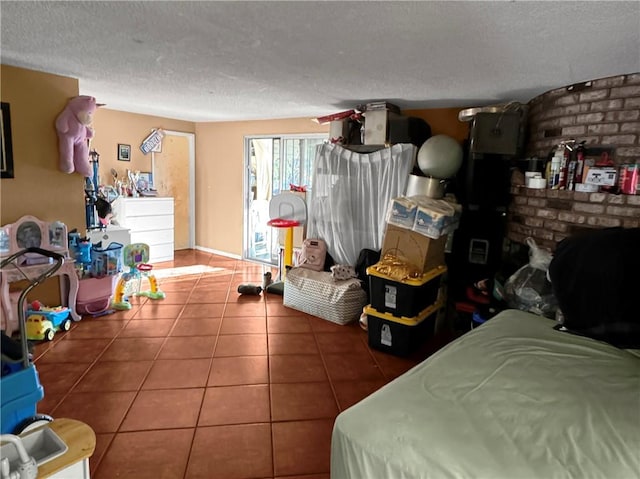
[[331, 309, 640, 479]]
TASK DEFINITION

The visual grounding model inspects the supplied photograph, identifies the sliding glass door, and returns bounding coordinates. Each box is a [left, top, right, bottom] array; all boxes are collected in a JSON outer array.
[[244, 134, 325, 265]]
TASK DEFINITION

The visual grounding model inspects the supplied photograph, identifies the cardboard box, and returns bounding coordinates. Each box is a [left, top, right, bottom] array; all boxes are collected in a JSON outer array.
[[364, 110, 388, 145], [381, 223, 447, 272], [584, 167, 617, 186], [329, 120, 349, 142]]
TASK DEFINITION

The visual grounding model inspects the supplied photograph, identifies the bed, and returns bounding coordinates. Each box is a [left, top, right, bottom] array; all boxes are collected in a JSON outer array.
[[331, 309, 640, 479]]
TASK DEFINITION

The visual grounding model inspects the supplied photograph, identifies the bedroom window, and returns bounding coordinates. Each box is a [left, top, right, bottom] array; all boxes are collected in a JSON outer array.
[[244, 134, 325, 265]]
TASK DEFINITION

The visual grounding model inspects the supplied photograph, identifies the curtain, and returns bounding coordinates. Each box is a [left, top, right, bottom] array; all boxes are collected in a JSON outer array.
[[307, 143, 416, 265]]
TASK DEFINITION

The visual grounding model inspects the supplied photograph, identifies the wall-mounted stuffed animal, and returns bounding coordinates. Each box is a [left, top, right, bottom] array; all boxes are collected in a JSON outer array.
[[55, 95, 102, 178]]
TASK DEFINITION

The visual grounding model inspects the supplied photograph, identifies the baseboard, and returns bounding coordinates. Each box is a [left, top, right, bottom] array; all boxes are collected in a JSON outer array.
[[195, 245, 241, 259]]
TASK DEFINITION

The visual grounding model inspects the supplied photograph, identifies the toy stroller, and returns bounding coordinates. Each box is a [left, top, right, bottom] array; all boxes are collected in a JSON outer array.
[[1, 247, 64, 435]]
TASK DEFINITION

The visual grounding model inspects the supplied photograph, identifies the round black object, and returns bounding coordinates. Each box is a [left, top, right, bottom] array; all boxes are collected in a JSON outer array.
[[237, 284, 262, 295]]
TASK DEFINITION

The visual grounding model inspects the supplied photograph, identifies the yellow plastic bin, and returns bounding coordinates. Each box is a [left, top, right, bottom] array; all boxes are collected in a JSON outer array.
[[366, 264, 446, 318], [365, 301, 442, 356]]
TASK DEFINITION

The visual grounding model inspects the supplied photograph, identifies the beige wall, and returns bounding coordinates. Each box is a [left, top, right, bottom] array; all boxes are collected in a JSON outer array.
[[91, 108, 195, 188], [195, 119, 328, 256], [194, 110, 468, 257], [0, 64, 470, 260], [404, 107, 470, 142], [0, 65, 85, 230]]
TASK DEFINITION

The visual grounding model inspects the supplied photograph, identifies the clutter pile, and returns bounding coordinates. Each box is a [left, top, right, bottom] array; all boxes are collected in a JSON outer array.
[[363, 195, 460, 356]]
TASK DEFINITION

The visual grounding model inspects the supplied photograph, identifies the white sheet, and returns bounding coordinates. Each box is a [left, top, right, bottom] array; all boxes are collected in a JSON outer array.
[[307, 143, 415, 265], [331, 310, 640, 479]]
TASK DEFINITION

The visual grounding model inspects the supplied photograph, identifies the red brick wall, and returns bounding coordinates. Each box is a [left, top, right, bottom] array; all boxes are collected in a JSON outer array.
[[507, 72, 640, 249]]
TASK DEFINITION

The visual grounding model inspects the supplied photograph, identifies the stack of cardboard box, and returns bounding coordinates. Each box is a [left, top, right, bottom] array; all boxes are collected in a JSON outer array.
[[365, 196, 460, 356]]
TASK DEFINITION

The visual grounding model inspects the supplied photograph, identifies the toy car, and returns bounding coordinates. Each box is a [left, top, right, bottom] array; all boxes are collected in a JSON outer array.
[[25, 305, 72, 341], [26, 315, 57, 341]]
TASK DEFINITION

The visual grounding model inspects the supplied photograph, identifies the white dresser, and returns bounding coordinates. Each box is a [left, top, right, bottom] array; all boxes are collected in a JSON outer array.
[[111, 197, 175, 263]]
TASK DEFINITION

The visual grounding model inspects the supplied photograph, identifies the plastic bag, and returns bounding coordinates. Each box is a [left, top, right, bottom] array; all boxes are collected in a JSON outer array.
[[505, 237, 557, 318]]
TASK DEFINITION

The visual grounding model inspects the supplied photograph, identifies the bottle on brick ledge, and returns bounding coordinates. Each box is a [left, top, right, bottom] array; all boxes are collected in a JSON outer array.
[[548, 146, 562, 189], [567, 142, 578, 191], [574, 141, 586, 184], [557, 139, 575, 190]]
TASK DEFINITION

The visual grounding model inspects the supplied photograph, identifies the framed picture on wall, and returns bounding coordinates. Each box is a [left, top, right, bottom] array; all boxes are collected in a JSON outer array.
[[1, 102, 15, 179], [117, 143, 131, 161]]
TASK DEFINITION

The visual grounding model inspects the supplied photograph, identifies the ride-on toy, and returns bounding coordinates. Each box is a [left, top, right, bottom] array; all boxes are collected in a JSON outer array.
[[25, 302, 72, 341], [111, 243, 165, 310]]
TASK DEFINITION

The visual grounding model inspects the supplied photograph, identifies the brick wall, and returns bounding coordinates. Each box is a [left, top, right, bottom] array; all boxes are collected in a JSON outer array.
[[506, 72, 640, 249], [526, 73, 640, 161], [508, 186, 640, 251]]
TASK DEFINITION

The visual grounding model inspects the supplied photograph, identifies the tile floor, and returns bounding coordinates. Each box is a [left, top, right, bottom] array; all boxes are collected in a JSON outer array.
[[32, 250, 454, 479]]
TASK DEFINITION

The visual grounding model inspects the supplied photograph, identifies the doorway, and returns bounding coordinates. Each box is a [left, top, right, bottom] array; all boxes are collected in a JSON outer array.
[[152, 130, 195, 250], [244, 134, 325, 265]]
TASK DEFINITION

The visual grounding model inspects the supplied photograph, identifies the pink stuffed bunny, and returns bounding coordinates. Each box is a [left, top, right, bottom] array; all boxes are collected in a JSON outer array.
[[55, 95, 101, 177]]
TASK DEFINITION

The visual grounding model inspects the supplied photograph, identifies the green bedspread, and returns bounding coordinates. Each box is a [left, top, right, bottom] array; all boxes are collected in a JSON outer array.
[[331, 309, 640, 479]]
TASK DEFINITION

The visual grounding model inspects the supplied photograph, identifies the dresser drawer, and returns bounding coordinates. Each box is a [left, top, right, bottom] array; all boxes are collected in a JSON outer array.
[[121, 198, 174, 217], [111, 197, 175, 263], [125, 214, 173, 232]]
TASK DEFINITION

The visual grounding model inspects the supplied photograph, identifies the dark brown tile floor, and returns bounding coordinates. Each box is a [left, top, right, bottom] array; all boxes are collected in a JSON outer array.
[[32, 250, 452, 479]]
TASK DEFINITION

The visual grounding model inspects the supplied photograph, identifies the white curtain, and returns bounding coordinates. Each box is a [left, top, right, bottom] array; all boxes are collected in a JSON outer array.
[[307, 143, 416, 265]]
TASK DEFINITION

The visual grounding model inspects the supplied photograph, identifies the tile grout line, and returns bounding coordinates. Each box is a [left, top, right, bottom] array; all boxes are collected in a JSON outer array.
[[180, 266, 230, 479], [97, 273, 203, 478]]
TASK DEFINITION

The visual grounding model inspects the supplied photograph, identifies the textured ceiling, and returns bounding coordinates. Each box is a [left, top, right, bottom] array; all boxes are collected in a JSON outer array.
[[2, 1, 639, 122]]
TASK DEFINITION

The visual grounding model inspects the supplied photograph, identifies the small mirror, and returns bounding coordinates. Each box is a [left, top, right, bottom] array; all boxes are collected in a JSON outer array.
[[16, 221, 42, 249]]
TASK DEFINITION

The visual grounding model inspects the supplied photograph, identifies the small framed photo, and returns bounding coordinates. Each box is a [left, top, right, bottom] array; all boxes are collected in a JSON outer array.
[[138, 171, 154, 190], [117, 143, 131, 161]]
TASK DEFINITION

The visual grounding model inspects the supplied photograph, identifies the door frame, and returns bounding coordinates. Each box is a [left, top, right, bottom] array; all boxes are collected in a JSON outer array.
[[151, 130, 196, 249], [242, 133, 326, 264]]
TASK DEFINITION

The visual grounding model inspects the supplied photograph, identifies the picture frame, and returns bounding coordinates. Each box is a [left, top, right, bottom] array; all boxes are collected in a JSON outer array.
[[117, 143, 131, 162], [1, 102, 15, 179], [138, 171, 154, 190]]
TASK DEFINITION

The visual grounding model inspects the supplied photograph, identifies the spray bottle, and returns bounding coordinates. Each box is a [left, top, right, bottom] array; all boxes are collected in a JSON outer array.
[[548, 143, 563, 189], [573, 140, 587, 184], [557, 140, 574, 189]]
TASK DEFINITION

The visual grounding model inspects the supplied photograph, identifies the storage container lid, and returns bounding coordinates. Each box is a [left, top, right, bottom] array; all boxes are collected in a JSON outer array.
[[365, 300, 443, 326]]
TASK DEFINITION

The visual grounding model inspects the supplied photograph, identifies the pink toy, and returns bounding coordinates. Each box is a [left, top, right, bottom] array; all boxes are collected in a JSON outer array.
[[55, 95, 102, 177]]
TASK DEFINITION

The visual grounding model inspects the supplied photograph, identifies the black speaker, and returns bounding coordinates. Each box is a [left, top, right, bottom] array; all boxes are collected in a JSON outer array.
[[388, 116, 432, 148], [447, 208, 508, 293], [470, 112, 522, 156], [464, 154, 513, 209]]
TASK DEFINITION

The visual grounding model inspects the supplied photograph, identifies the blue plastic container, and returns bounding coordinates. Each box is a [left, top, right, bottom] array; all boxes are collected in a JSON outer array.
[[90, 242, 123, 278], [471, 311, 488, 329], [0, 366, 44, 434]]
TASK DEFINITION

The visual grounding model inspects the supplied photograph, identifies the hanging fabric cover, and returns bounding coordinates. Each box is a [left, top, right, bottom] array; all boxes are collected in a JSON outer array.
[[307, 143, 416, 265]]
